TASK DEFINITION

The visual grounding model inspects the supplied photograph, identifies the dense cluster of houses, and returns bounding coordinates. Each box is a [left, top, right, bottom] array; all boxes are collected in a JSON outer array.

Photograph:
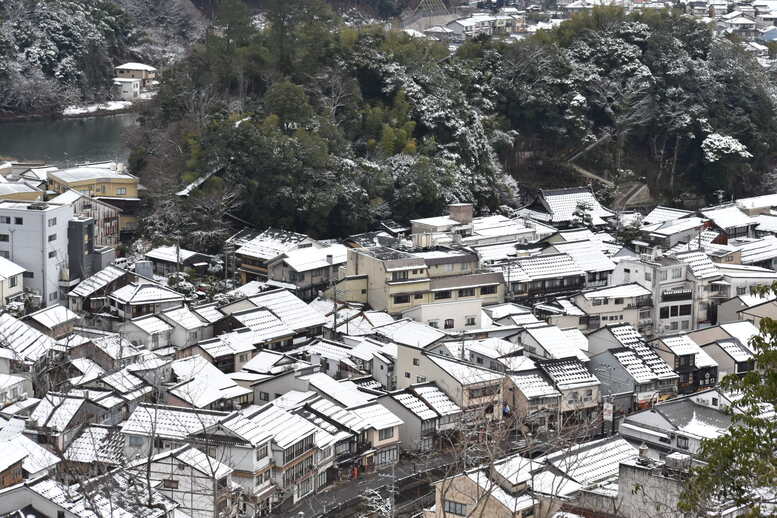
[[0, 181, 774, 517], [407, 0, 777, 63]]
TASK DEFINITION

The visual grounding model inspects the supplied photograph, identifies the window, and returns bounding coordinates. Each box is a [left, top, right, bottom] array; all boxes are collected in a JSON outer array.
[[257, 444, 268, 460], [393, 294, 410, 305], [0, 234, 8, 242], [414, 293, 424, 299], [48, 217, 57, 227], [677, 436, 689, 449], [48, 251, 56, 259], [23, 272, 33, 278], [737, 287, 747, 295], [480, 285, 497, 295], [469, 385, 498, 399], [259, 392, 269, 401], [669, 321, 679, 331], [58, 512, 65, 518], [444, 319, 454, 329], [614, 298, 624, 305], [681, 320, 689, 330], [163, 479, 179, 489], [0, 217, 8, 224], [711, 397, 719, 407], [117, 187, 127, 195], [434, 290, 452, 300], [428, 320, 439, 328], [670, 306, 679, 317], [672, 267, 683, 279], [128, 435, 144, 447], [645, 271, 652, 281], [48, 234, 56, 242], [660, 270, 668, 281], [465, 315, 477, 326], [416, 376, 427, 383], [660, 307, 669, 319], [392, 271, 408, 282], [379, 427, 394, 441], [9, 276, 17, 288], [679, 304, 692, 316], [0, 251, 7, 259], [404, 372, 410, 378], [458, 288, 475, 297], [444, 500, 467, 516], [13, 217, 22, 225], [412, 358, 420, 366]]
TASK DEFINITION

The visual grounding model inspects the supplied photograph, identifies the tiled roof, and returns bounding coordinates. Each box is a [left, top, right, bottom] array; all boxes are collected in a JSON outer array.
[[351, 403, 403, 430], [524, 325, 589, 362], [661, 335, 718, 368], [160, 306, 207, 331], [549, 241, 616, 273], [30, 393, 85, 431], [701, 204, 756, 230], [0, 313, 57, 363], [581, 283, 651, 299], [539, 187, 614, 225], [234, 227, 311, 260], [122, 403, 227, 440], [412, 385, 461, 416], [539, 359, 600, 390], [248, 289, 326, 332], [281, 244, 348, 272], [674, 251, 721, 280], [145, 245, 202, 264], [503, 253, 584, 282], [64, 425, 124, 464], [110, 282, 184, 305], [230, 307, 295, 342], [510, 371, 561, 398], [0, 256, 25, 280], [642, 206, 693, 225], [373, 318, 447, 348]]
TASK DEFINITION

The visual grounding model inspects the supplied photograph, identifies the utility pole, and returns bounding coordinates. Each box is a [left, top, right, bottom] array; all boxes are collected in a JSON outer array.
[[327, 254, 337, 335]]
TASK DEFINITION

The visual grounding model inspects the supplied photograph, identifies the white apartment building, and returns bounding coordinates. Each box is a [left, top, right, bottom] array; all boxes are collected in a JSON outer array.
[[0, 201, 72, 306]]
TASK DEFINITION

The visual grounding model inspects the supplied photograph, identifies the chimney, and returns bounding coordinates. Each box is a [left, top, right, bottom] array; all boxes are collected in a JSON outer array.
[[639, 443, 648, 458], [448, 203, 474, 225]]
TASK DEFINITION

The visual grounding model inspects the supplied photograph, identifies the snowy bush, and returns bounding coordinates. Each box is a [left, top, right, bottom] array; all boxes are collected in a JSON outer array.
[[701, 133, 753, 163]]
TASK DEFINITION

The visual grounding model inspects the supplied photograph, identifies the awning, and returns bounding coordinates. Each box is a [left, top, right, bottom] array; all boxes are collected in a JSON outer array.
[[711, 280, 731, 285], [620, 422, 671, 441]]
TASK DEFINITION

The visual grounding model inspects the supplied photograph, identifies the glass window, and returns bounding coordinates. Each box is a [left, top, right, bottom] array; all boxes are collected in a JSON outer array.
[[13, 218, 22, 225], [480, 285, 497, 295], [117, 187, 127, 195], [444, 319, 455, 329], [444, 501, 467, 516], [393, 294, 410, 304], [48, 234, 56, 242], [163, 479, 178, 489], [660, 270, 668, 281], [677, 436, 689, 449], [434, 290, 452, 300], [9, 275, 17, 288], [378, 427, 394, 441], [465, 315, 476, 326], [48, 217, 57, 227], [412, 358, 420, 366], [0, 217, 9, 224], [257, 444, 268, 459], [428, 320, 439, 328], [48, 251, 56, 259], [458, 288, 475, 297], [0, 234, 8, 242], [414, 293, 423, 299], [392, 271, 408, 281]]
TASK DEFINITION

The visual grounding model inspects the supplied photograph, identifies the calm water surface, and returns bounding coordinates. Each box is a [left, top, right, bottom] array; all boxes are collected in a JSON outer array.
[[0, 113, 139, 166]]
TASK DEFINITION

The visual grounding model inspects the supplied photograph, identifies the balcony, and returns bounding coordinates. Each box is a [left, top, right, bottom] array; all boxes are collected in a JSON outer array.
[[661, 290, 692, 302]]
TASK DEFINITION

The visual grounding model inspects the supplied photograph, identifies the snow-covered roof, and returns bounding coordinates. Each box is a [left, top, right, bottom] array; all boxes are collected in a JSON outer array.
[[539, 359, 600, 390], [660, 335, 718, 368], [712, 339, 753, 362], [412, 384, 461, 416], [30, 393, 85, 431], [92, 334, 142, 360], [581, 283, 651, 300], [230, 307, 295, 342], [49, 166, 135, 184], [169, 356, 252, 408], [510, 371, 561, 399], [197, 329, 257, 359], [248, 288, 326, 332], [736, 193, 777, 210], [673, 250, 721, 280], [127, 314, 173, 335], [122, 403, 226, 440], [26, 304, 79, 329], [701, 204, 756, 230], [191, 303, 224, 324], [110, 282, 184, 305], [0, 418, 60, 474], [64, 425, 124, 464], [234, 227, 312, 261], [523, 325, 589, 362], [548, 241, 616, 273], [390, 392, 437, 420], [735, 236, 777, 265], [306, 397, 369, 433], [425, 354, 503, 384], [0, 313, 57, 363], [642, 206, 693, 225], [543, 437, 637, 486], [280, 243, 348, 272], [501, 253, 584, 282], [69, 265, 126, 297], [539, 187, 614, 225], [718, 321, 760, 351], [0, 256, 25, 281], [351, 403, 403, 430], [160, 306, 206, 331], [718, 263, 777, 279], [67, 358, 105, 386], [116, 62, 157, 71], [245, 403, 317, 449], [373, 318, 447, 348], [242, 349, 299, 374], [145, 245, 203, 264], [643, 217, 706, 237], [305, 372, 376, 408], [753, 214, 777, 234]]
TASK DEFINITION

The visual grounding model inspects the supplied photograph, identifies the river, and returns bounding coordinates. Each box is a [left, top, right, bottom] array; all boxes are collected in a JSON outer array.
[[0, 112, 139, 166]]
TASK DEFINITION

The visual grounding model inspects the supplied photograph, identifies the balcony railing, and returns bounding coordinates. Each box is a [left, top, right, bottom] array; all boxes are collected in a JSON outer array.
[[661, 291, 692, 302]]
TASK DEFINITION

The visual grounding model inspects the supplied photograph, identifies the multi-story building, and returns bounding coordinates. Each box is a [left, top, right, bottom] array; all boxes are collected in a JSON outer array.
[[0, 256, 25, 307], [267, 243, 347, 301], [651, 334, 718, 394], [0, 200, 72, 306], [339, 246, 503, 315], [228, 227, 317, 283], [570, 283, 654, 334], [48, 163, 140, 234]]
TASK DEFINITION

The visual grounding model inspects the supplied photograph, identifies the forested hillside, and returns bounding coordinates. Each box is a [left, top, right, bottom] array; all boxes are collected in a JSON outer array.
[[128, 3, 777, 251], [0, 0, 206, 116]]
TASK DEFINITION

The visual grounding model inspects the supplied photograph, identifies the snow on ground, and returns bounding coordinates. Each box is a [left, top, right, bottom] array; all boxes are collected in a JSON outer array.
[[62, 101, 132, 116]]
